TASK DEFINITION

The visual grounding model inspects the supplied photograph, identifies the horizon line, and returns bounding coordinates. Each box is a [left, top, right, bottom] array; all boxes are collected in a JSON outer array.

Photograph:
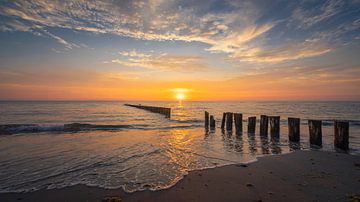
[[0, 99, 359, 102]]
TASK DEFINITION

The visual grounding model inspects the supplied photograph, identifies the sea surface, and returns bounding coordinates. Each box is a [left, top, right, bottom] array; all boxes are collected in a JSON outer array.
[[0, 101, 359, 193]]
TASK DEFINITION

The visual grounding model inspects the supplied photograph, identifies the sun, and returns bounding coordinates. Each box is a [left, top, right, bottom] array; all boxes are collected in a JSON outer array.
[[169, 88, 191, 101], [176, 92, 185, 101]]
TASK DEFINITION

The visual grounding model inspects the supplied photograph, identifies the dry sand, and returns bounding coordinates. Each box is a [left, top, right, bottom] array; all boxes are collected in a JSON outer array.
[[1, 150, 360, 202]]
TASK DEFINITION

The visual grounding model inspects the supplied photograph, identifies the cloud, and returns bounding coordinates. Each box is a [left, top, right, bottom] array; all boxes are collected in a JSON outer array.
[[110, 50, 209, 72], [0, 1, 272, 57], [118, 50, 151, 58], [0, 13, 79, 49], [291, 0, 344, 29], [3, 19, 31, 32], [0, 0, 358, 63], [206, 23, 275, 54], [101, 71, 141, 81], [230, 40, 332, 62], [40, 29, 79, 49]]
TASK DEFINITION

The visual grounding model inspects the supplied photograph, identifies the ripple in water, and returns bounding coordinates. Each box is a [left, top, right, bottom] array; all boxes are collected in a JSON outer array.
[[0, 101, 359, 193]]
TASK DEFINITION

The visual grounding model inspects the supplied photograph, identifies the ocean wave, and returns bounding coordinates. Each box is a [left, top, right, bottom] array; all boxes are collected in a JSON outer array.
[[0, 124, 64, 135], [1, 118, 359, 135], [0, 123, 134, 135], [0, 122, 200, 135]]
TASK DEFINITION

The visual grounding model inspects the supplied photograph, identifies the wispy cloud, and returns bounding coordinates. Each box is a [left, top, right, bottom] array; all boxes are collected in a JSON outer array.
[[40, 29, 79, 49], [205, 23, 275, 54], [118, 50, 151, 58], [230, 40, 332, 63], [291, 0, 344, 29], [0, 13, 79, 49], [110, 50, 209, 72]]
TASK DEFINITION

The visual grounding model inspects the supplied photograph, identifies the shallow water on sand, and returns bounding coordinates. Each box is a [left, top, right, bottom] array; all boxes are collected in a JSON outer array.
[[0, 101, 359, 192]]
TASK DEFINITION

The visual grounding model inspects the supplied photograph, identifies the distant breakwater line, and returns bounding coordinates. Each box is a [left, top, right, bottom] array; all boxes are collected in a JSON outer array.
[[124, 104, 171, 118]]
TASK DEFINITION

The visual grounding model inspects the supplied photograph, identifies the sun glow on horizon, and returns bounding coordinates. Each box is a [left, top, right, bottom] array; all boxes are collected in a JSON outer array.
[[176, 92, 185, 101], [169, 88, 191, 101]]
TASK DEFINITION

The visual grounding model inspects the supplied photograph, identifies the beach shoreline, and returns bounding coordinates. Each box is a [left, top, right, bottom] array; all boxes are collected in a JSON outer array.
[[1, 150, 359, 202]]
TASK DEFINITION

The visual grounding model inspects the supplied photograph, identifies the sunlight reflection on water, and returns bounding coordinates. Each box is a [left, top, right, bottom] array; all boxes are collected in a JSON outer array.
[[0, 101, 359, 193]]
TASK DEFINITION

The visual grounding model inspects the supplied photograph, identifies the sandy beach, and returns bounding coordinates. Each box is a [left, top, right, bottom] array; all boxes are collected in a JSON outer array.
[[1, 150, 359, 202]]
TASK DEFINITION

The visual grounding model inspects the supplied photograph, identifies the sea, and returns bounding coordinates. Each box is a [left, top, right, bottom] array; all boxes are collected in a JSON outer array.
[[0, 101, 359, 193]]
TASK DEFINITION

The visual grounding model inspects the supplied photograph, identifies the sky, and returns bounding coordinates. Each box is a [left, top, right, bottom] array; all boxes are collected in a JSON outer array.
[[0, 0, 359, 101]]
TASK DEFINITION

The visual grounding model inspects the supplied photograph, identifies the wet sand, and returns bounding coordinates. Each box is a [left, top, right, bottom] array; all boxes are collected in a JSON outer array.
[[1, 150, 360, 202]]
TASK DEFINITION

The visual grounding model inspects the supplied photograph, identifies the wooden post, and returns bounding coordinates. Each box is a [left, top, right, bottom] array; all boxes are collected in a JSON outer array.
[[260, 115, 268, 136], [205, 111, 209, 128], [247, 116, 256, 134], [288, 118, 300, 142], [226, 112, 233, 131], [334, 121, 349, 150], [269, 116, 280, 138], [309, 120, 322, 146], [210, 115, 216, 129], [221, 113, 226, 129], [234, 113, 243, 134]]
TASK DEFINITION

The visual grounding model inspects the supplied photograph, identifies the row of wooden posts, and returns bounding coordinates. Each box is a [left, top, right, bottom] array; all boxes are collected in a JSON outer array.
[[124, 104, 171, 118], [204, 111, 350, 150]]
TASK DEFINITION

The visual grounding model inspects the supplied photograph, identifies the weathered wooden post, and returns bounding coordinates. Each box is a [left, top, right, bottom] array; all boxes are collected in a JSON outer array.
[[260, 115, 268, 136], [221, 112, 226, 130], [210, 115, 216, 129], [308, 120, 322, 146], [234, 113, 243, 134], [334, 120, 349, 150], [226, 112, 233, 131], [288, 117, 300, 142], [205, 111, 209, 128], [247, 116, 256, 134], [269, 116, 280, 138], [165, 108, 169, 118]]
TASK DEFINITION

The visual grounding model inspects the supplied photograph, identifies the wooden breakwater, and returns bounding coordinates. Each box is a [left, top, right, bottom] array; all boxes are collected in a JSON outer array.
[[204, 111, 350, 150], [125, 104, 171, 118]]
